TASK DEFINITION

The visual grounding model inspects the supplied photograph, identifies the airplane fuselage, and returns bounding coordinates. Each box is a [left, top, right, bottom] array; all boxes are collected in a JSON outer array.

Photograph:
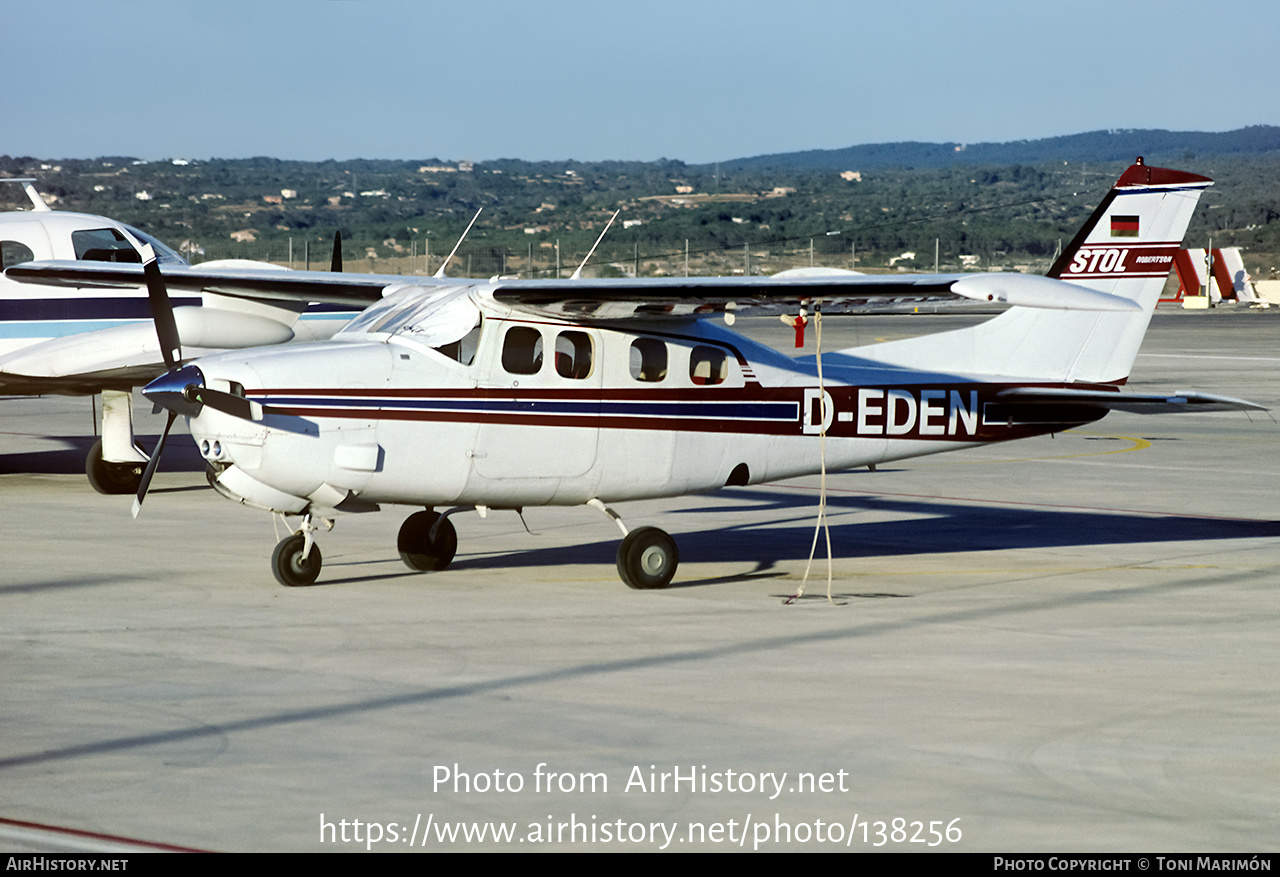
[[188, 300, 1108, 515]]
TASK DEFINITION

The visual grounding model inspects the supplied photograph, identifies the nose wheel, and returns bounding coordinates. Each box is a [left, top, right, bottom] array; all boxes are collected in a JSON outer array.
[[271, 532, 323, 587]]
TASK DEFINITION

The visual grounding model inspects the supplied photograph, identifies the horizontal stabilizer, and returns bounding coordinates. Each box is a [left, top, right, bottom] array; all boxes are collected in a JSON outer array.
[[997, 387, 1266, 413]]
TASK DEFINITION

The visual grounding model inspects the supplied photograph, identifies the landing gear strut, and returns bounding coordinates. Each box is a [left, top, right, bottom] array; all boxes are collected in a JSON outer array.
[[86, 389, 150, 495], [397, 510, 457, 572]]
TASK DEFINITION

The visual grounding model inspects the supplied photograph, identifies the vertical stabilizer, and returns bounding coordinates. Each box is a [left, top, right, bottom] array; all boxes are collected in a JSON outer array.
[[849, 159, 1212, 384], [1042, 158, 1213, 382]]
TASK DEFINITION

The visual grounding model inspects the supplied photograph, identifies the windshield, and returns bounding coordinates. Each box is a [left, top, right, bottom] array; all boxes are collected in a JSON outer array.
[[123, 225, 189, 266], [339, 284, 480, 353]]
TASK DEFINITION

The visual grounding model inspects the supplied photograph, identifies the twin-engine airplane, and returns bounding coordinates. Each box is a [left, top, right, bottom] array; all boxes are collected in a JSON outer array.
[[13, 160, 1261, 589], [0, 177, 394, 492]]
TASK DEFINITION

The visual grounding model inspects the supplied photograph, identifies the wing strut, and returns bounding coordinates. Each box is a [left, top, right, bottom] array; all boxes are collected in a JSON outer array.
[[570, 209, 621, 280], [433, 208, 483, 279]]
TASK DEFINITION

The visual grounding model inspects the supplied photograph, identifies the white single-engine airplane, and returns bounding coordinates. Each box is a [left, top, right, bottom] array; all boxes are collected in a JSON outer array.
[[0, 178, 407, 492], [13, 160, 1262, 589]]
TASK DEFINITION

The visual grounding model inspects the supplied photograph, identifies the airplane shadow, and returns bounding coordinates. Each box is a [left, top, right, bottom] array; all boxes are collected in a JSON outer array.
[[426, 486, 1280, 588], [0, 434, 206, 475]]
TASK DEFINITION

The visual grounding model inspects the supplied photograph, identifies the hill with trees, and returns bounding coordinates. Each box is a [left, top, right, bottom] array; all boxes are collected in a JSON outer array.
[[3, 127, 1278, 279]]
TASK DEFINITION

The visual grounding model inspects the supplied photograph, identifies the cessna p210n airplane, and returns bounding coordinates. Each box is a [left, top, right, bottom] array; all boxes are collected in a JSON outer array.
[[13, 159, 1261, 589], [0, 177, 401, 493]]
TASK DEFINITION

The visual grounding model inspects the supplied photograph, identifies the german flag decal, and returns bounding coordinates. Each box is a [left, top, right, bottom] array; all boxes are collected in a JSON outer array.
[[1111, 215, 1140, 237]]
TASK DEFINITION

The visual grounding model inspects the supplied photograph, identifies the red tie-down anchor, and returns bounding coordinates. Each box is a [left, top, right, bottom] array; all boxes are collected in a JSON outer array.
[[780, 304, 809, 348]]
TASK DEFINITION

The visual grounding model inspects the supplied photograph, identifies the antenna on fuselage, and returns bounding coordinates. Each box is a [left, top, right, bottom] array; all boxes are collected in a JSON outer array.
[[434, 208, 483, 279], [570, 209, 620, 280], [1, 178, 52, 212]]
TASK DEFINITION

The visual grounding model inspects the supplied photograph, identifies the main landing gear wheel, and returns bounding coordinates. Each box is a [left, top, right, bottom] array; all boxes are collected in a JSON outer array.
[[271, 533, 322, 587], [398, 510, 457, 572], [616, 526, 678, 590], [85, 439, 144, 495]]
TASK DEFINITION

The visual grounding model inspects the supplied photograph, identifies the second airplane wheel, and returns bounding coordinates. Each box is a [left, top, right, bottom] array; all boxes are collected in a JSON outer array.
[[616, 526, 678, 590], [85, 439, 143, 495], [398, 510, 457, 572], [271, 533, 322, 587]]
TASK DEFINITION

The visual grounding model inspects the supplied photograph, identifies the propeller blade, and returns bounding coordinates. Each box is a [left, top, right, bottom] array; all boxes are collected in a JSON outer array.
[[139, 243, 182, 370], [131, 410, 177, 519], [331, 230, 343, 273], [189, 386, 264, 421]]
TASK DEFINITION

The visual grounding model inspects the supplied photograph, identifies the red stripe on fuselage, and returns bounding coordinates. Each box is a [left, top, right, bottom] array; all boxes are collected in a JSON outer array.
[[251, 381, 1112, 443]]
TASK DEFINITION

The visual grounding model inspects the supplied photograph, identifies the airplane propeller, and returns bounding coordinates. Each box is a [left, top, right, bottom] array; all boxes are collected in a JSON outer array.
[[131, 246, 264, 518], [331, 230, 342, 273]]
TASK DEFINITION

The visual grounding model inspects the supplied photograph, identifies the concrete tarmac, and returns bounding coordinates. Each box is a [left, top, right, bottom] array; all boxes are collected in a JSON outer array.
[[3, 308, 1279, 852]]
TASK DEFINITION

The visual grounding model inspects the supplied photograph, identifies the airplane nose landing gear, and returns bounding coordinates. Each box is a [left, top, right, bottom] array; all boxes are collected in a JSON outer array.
[[271, 533, 322, 587], [270, 514, 329, 587]]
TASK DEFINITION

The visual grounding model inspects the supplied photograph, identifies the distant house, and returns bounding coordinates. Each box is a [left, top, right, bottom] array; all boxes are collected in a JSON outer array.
[[263, 195, 283, 205], [281, 189, 298, 200], [840, 170, 862, 182], [231, 229, 257, 243]]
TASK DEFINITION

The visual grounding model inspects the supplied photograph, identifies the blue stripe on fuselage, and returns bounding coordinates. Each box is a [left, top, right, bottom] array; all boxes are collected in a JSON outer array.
[[258, 395, 797, 421]]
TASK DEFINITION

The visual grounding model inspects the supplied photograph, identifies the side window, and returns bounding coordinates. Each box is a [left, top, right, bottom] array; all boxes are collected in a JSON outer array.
[[689, 346, 729, 386], [629, 337, 668, 382], [502, 326, 543, 375], [1, 240, 34, 270], [555, 331, 592, 379], [435, 320, 483, 366], [71, 228, 141, 263]]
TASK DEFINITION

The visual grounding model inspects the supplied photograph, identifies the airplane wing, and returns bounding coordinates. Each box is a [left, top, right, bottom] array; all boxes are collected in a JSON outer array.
[[485, 272, 1142, 319], [5, 260, 393, 307], [997, 386, 1265, 413], [7, 260, 1139, 316]]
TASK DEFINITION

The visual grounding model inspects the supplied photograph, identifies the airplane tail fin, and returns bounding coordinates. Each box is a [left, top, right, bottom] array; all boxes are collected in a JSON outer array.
[[850, 159, 1212, 384]]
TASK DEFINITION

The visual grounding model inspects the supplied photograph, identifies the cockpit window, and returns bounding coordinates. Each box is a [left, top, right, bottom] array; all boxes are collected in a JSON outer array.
[[435, 320, 482, 366], [1, 240, 34, 270], [70, 226, 188, 266], [73, 228, 141, 262]]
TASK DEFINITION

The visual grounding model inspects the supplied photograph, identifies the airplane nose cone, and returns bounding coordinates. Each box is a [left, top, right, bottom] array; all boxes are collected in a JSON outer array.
[[142, 363, 206, 417]]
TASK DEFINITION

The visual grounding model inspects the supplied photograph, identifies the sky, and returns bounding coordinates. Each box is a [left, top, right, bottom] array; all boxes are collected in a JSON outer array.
[[6, 0, 1279, 165]]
